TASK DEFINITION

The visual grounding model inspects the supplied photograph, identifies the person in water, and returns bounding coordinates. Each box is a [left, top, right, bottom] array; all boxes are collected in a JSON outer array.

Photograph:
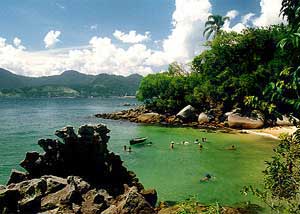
[[200, 173, 212, 181], [170, 142, 175, 149], [128, 146, 132, 152], [227, 145, 236, 150], [194, 139, 199, 144], [123, 145, 127, 151], [198, 143, 203, 150]]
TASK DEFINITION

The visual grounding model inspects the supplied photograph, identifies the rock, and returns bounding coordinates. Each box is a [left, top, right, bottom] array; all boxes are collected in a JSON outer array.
[[176, 105, 197, 121], [2, 124, 157, 214], [137, 113, 163, 124], [42, 175, 67, 194], [141, 189, 157, 207], [7, 169, 28, 185], [228, 113, 264, 129], [198, 113, 209, 124], [102, 186, 156, 214], [276, 115, 299, 126]]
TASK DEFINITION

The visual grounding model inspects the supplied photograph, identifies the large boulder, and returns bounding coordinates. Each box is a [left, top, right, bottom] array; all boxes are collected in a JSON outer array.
[[137, 113, 163, 124], [176, 105, 197, 121], [198, 113, 209, 124], [228, 113, 264, 129], [102, 186, 156, 214]]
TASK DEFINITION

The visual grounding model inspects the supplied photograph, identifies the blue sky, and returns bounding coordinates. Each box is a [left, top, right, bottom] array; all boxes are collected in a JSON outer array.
[[0, 0, 284, 76]]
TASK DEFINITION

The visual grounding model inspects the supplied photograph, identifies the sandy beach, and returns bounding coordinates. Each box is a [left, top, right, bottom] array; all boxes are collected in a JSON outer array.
[[243, 126, 298, 139]]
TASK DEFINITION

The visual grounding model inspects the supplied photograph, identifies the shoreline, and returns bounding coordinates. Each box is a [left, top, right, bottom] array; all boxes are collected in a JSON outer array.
[[95, 107, 298, 140], [242, 126, 297, 140]]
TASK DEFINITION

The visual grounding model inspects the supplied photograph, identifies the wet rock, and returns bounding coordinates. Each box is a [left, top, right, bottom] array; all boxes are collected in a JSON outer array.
[[7, 169, 28, 185], [176, 105, 197, 121]]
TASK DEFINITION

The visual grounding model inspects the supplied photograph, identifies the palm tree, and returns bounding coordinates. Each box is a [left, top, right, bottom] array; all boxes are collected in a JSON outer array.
[[203, 15, 230, 40]]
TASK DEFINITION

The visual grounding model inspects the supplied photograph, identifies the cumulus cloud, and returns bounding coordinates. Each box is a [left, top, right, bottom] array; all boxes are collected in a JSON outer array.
[[226, 10, 239, 19], [44, 30, 61, 48], [242, 13, 256, 26], [90, 24, 98, 31], [113, 30, 150, 43], [253, 0, 285, 27], [146, 0, 212, 66]]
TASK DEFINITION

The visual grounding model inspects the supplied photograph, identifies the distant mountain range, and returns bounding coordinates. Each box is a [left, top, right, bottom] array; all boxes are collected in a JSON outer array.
[[0, 68, 143, 98]]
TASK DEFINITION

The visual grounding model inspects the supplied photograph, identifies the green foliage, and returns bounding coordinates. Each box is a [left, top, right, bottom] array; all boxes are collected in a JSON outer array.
[[176, 197, 199, 214], [243, 129, 300, 213], [203, 15, 229, 40], [138, 26, 300, 119], [203, 202, 222, 214]]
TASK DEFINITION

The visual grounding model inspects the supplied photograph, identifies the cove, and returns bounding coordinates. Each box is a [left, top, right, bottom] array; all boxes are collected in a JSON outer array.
[[0, 98, 278, 206]]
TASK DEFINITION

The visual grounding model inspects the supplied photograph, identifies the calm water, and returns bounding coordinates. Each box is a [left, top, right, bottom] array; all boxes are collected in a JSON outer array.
[[0, 98, 277, 207]]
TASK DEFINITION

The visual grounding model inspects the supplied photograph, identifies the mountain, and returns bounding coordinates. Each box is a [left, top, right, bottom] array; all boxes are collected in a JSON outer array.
[[0, 68, 143, 97]]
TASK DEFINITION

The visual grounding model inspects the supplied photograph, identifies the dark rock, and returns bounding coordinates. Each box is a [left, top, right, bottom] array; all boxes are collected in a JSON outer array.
[[141, 189, 157, 207], [7, 169, 28, 185], [0, 188, 20, 213]]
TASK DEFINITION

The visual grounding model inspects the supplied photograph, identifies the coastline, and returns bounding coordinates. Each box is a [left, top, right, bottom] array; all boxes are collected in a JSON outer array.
[[95, 106, 298, 140], [242, 126, 297, 140]]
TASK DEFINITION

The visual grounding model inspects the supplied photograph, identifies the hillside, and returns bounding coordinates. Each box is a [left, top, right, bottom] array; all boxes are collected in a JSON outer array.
[[0, 68, 143, 97]]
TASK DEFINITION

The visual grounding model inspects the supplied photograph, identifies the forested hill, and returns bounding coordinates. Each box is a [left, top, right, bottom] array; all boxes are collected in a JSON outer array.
[[0, 68, 142, 97]]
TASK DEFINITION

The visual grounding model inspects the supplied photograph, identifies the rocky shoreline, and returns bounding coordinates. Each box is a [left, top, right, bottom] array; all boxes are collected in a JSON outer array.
[[95, 105, 297, 137], [0, 124, 157, 214]]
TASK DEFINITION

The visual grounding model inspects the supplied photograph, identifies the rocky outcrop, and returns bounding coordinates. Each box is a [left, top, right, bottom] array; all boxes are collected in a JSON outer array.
[[176, 105, 197, 121], [1, 124, 157, 214], [227, 111, 264, 129]]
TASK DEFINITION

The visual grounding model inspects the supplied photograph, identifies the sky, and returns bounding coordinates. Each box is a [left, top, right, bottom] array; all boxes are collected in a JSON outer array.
[[0, 0, 285, 77]]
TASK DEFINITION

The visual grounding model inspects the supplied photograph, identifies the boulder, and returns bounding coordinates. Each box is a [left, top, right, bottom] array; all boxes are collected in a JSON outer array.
[[7, 169, 28, 185], [276, 115, 299, 126], [102, 186, 156, 214], [140, 188, 157, 207], [176, 105, 197, 121], [137, 113, 163, 124], [198, 113, 209, 124], [228, 113, 264, 129]]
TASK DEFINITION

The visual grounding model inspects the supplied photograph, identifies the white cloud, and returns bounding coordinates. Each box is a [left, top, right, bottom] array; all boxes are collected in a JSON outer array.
[[113, 30, 150, 43], [44, 30, 61, 48], [253, 0, 285, 27], [242, 13, 256, 26], [226, 10, 239, 19], [13, 37, 21, 47], [90, 24, 98, 30], [222, 9, 247, 33], [147, 0, 211, 65]]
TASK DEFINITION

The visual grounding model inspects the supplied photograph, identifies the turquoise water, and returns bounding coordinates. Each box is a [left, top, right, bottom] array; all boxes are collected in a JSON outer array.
[[0, 98, 277, 207]]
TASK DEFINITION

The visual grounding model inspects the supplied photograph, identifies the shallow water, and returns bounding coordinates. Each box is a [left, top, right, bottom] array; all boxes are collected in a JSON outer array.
[[0, 98, 277, 207]]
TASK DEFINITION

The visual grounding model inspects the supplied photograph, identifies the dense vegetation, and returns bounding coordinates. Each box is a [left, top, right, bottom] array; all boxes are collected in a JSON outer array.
[[0, 69, 142, 97], [137, 25, 300, 121]]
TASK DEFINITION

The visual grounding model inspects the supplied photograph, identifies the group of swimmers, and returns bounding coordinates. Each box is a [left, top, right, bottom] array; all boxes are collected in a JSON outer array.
[[123, 145, 132, 152]]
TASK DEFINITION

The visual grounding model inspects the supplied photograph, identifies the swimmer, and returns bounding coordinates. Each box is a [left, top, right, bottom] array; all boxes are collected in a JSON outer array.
[[200, 173, 212, 182], [194, 139, 199, 144], [170, 142, 175, 149], [198, 143, 203, 150], [183, 141, 190, 145], [123, 145, 127, 151], [128, 147, 132, 152], [227, 145, 236, 150]]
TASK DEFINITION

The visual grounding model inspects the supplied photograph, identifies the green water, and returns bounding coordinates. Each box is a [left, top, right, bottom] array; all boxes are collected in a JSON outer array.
[[0, 98, 277, 208]]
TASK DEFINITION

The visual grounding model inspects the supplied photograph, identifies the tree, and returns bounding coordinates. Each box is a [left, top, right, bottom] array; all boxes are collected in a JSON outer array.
[[203, 15, 229, 40]]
